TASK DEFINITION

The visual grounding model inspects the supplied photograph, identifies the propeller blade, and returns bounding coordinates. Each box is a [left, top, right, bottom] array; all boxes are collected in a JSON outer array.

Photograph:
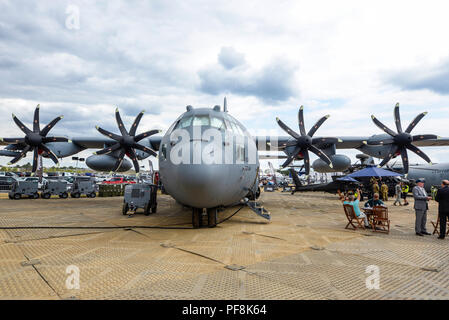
[[39, 144, 59, 164], [298, 106, 306, 136], [400, 147, 409, 174], [311, 137, 339, 145], [393, 103, 402, 133], [93, 143, 121, 155], [132, 143, 158, 157], [405, 112, 427, 133], [96, 126, 122, 141], [276, 118, 301, 140], [134, 129, 161, 142], [308, 115, 330, 137], [32, 147, 39, 172], [40, 116, 64, 137], [8, 145, 31, 164], [281, 145, 301, 168], [33, 104, 40, 133], [12, 114, 32, 135], [113, 150, 126, 172], [371, 115, 397, 137], [1, 138, 25, 144], [42, 136, 69, 143], [303, 149, 310, 175], [378, 144, 398, 167], [129, 110, 145, 136], [406, 143, 432, 164], [412, 134, 438, 142], [127, 148, 140, 173], [115, 108, 128, 136], [309, 145, 333, 168]]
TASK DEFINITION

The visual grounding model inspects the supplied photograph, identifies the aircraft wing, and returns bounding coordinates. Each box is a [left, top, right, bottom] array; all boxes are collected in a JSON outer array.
[[70, 135, 163, 151], [254, 135, 449, 151], [254, 136, 369, 151]]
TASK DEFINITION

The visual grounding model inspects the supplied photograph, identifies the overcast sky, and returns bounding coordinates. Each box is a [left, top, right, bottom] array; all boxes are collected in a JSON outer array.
[[1, 0, 449, 170]]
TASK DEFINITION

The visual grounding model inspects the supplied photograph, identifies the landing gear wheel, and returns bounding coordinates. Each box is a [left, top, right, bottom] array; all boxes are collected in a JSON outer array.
[[192, 208, 202, 229], [122, 203, 129, 215], [144, 202, 151, 216], [42, 193, 51, 199], [207, 208, 218, 228], [89, 192, 96, 198], [14, 193, 21, 200], [60, 192, 68, 199]]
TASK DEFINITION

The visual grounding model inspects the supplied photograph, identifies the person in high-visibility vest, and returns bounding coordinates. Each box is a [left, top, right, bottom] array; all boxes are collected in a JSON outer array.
[[372, 181, 379, 197], [380, 182, 389, 201], [401, 184, 410, 206]]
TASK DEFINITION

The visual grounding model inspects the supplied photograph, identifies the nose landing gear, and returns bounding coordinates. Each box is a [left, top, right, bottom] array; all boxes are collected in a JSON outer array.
[[192, 207, 219, 228]]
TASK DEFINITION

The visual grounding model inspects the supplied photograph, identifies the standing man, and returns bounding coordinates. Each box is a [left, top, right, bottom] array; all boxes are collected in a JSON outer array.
[[381, 182, 389, 201], [394, 182, 402, 206], [435, 180, 449, 239], [402, 183, 410, 206], [412, 178, 432, 236]]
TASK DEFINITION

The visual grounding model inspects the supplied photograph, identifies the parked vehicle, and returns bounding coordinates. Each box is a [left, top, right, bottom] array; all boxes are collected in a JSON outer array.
[[70, 177, 97, 198], [41, 180, 69, 199], [0, 176, 17, 192], [8, 180, 39, 199]]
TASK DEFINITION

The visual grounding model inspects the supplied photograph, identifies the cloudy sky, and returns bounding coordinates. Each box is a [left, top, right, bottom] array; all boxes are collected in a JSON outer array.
[[1, 0, 449, 170]]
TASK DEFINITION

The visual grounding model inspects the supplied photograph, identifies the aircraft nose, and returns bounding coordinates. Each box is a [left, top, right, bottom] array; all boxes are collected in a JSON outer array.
[[170, 163, 225, 208]]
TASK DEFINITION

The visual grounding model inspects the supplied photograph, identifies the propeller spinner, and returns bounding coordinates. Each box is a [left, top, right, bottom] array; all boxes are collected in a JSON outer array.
[[276, 106, 338, 175], [94, 108, 160, 173], [369, 103, 438, 173]]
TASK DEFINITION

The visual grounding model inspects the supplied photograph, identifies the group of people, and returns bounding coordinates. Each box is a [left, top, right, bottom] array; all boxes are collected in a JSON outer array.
[[338, 177, 449, 239], [413, 178, 449, 239]]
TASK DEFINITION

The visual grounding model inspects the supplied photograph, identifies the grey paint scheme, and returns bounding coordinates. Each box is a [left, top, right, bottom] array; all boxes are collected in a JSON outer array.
[[399, 163, 449, 191], [159, 108, 259, 208]]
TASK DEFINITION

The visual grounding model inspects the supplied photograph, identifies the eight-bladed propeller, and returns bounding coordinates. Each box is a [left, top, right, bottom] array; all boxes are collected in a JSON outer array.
[[276, 106, 338, 175], [94, 108, 160, 173], [368, 103, 438, 173], [1, 104, 67, 172]]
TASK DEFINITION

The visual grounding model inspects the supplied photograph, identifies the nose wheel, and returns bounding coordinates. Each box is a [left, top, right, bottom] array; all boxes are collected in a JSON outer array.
[[192, 208, 218, 228]]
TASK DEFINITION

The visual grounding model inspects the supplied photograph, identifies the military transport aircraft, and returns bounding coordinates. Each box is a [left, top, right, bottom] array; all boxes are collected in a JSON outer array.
[[1, 100, 448, 227]]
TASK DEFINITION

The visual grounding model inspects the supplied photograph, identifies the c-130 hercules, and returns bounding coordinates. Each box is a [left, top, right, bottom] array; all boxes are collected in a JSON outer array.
[[1, 99, 448, 227]]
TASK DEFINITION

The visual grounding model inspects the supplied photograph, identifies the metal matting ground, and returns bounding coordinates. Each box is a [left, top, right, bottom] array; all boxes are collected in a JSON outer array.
[[0, 191, 448, 300]]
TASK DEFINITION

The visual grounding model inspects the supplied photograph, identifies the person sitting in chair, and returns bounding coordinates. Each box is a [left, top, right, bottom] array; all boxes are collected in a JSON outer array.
[[364, 193, 384, 208], [341, 188, 370, 227]]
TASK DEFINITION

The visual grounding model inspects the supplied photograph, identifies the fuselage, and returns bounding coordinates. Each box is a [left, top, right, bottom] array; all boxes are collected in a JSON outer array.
[[159, 107, 259, 209]]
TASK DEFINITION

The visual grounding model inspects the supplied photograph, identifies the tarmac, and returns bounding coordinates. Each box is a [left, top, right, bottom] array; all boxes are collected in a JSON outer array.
[[0, 190, 448, 300]]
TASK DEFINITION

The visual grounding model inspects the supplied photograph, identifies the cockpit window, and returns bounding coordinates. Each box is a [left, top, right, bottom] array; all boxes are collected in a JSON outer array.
[[175, 116, 193, 129], [210, 117, 226, 130], [192, 115, 210, 126]]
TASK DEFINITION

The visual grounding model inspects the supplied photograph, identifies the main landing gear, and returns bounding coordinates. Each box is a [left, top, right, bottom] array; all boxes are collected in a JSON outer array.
[[192, 208, 218, 229]]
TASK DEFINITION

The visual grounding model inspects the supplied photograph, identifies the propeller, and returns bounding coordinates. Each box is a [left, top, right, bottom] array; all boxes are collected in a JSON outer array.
[[369, 103, 438, 173], [1, 104, 67, 172], [276, 106, 339, 175], [94, 108, 160, 173]]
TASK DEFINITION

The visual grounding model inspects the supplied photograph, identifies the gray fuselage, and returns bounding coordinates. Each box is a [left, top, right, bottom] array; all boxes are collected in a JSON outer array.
[[159, 107, 259, 209]]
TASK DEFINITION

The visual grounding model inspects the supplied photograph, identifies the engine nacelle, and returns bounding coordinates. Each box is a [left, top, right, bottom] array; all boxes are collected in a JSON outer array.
[[312, 154, 351, 173], [86, 155, 132, 172]]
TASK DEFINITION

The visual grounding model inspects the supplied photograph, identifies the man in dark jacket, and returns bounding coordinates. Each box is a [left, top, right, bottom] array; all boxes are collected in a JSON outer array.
[[435, 180, 449, 239], [413, 178, 432, 236]]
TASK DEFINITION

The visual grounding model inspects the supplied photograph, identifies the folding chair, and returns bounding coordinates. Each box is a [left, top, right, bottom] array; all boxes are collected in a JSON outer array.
[[372, 206, 390, 234], [431, 213, 449, 236], [343, 204, 365, 230]]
